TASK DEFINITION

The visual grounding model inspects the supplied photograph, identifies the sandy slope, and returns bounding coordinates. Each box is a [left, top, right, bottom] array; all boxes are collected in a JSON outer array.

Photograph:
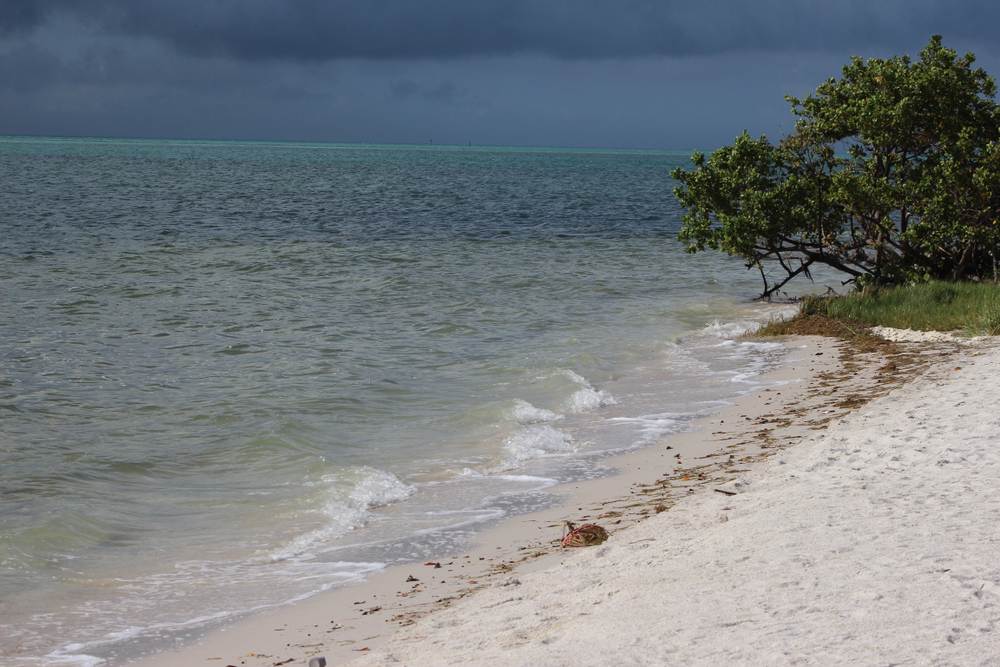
[[352, 343, 1000, 666]]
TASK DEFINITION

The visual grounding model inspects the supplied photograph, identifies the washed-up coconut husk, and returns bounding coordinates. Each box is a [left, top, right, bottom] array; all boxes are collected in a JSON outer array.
[[561, 521, 609, 548]]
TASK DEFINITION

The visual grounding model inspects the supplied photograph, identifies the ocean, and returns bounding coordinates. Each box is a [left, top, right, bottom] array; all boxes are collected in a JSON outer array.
[[1, 136, 817, 665]]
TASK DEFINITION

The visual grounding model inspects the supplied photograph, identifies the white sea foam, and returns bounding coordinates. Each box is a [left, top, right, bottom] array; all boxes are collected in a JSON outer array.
[[562, 370, 590, 385], [102, 626, 144, 641], [565, 387, 616, 412], [561, 370, 616, 413], [703, 318, 760, 338], [267, 467, 413, 563], [496, 424, 575, 470], [607, 414, 679, 447], [43, 646, 106, 667], [411, 509, 506, 535], [721, 340, 787, 383], [492, 474, 558, 484], [738, 340, 785, 351], [507, 399, 562, 424], [456, 468, 557, 486], [702, 303, 800, 340]]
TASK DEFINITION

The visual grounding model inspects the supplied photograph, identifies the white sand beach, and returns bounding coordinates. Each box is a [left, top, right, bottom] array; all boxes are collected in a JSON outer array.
[[125, 333, 999, 667]]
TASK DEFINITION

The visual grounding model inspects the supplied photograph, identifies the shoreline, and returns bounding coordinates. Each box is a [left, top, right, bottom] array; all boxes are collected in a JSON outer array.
[[101, 331, 980, 667]]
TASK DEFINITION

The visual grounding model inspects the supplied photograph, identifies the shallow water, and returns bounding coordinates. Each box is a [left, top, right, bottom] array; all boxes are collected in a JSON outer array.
[[0, 137, 823, 664]]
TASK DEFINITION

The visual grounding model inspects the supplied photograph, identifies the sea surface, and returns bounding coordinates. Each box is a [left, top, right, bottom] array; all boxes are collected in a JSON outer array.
[[1, 137, 824, 665]]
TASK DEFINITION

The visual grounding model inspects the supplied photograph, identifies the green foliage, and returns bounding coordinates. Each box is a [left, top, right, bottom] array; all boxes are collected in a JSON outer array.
[[799, 281, 1000, 333], [972, 303, 1000, 336], [673, 36, 1000, 298]]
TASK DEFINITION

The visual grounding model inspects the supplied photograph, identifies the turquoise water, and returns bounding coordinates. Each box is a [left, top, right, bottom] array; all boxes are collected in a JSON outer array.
[[1, 137, 811, 665]]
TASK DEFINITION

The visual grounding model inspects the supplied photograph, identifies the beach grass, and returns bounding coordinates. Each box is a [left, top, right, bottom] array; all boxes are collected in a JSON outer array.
[[759, 281, 1000, 337]]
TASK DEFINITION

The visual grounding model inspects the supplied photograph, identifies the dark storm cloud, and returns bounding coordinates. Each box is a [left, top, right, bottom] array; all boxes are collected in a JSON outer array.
[[0, 0, 49, 35], [4, 0, 999, 62], [0, 42, 59, 92], [6, 0, 1000, 149]]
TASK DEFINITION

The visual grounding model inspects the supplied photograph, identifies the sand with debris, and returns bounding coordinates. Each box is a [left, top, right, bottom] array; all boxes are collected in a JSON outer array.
[[352, 341, 1000, 666]]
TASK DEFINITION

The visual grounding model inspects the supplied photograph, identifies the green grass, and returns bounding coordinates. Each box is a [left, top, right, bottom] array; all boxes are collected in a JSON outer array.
[[798, 281, 1000, 335]]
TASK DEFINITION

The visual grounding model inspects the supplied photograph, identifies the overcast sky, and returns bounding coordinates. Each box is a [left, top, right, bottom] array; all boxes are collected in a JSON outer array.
[[3, 0, 1000, 149]]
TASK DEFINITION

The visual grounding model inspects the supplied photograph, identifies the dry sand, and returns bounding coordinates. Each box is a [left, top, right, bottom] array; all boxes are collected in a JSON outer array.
[[123, 332, 998, 667]]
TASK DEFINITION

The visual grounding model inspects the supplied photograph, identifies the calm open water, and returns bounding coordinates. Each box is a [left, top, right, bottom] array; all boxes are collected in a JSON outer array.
[[1, 137, 816, 665]]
